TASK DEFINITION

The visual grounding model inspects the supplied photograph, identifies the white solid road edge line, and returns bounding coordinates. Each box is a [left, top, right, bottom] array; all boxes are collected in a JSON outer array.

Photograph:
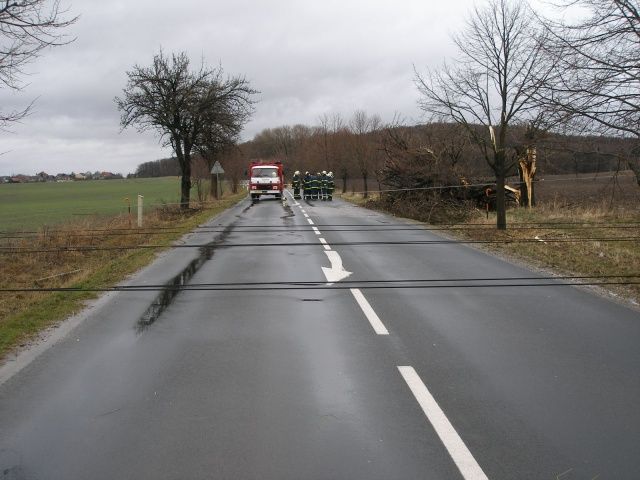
[[350, 288, 389, 335], [397, 366, 489, 480]]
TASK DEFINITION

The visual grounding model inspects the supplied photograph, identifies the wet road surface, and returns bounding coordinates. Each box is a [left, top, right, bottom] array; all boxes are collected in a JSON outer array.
[[1, 194, 639, 479]]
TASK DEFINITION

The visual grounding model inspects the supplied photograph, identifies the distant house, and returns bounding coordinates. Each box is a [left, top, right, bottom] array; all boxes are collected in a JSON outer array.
[[10, 175, 31, 183], [36, 171, 55, 182]]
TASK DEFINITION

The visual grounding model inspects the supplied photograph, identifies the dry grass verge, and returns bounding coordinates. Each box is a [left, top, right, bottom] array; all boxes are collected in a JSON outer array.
[[342, 193, 640, 307], [0, 193, 246, 360], [458, 201, 640, 306]]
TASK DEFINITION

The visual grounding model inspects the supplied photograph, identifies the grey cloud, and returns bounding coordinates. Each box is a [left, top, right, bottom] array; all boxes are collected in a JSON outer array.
[[0, 0, 474, 175]]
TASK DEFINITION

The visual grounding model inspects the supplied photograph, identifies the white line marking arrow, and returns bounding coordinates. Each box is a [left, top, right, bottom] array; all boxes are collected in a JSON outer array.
[[322, 250, 352, 283]]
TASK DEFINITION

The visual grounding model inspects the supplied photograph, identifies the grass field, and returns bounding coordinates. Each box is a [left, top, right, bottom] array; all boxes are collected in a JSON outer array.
[[0, 177, 185, 232]]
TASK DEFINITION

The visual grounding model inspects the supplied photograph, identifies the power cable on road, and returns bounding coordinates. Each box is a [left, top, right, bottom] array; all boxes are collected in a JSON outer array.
[[3, 221, 640, 236], [4, 223, 640, 240], [2, 274, 640, 293], [2, 236, 640, 254]]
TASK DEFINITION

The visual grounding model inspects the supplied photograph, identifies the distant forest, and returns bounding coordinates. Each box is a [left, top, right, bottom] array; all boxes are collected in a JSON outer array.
[[134, 121, 635, 187]]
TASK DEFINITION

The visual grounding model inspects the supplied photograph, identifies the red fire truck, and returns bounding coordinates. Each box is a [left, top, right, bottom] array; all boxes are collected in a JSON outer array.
[[248, 161, 284, 200]]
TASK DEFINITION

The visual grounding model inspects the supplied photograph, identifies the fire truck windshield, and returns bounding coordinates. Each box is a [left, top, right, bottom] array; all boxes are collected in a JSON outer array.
[[252, 168, 278, 178]]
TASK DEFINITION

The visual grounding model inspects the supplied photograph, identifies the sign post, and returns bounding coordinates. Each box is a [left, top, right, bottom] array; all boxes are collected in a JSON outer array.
[[137, 195, 143, 227], [210, 161, 225, 200]]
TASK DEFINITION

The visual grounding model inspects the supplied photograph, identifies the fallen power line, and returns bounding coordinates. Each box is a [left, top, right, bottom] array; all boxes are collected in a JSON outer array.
[[4, 223, 640, 240], [3, 220, 640, 238], [1, 236, 640, 254], [341, 172, 638, 195], [2, 274, 640, 293]]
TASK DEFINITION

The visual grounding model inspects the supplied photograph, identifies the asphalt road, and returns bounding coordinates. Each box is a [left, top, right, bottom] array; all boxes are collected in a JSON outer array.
[[1, 193, 639, 479]]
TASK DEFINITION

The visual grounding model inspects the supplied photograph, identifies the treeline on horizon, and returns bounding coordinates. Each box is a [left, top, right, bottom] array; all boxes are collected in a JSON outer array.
[[134, 120, 631, 187]]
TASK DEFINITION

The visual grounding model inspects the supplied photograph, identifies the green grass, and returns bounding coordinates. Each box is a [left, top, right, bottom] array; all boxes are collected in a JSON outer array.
[[0, 177, 184, 231]]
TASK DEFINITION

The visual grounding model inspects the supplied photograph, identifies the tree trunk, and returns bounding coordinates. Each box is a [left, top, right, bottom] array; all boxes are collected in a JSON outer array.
[[362, 171, 368, 199], [494, 148, 507, 230], [180, 152, 192, 209], [490, 126, 507, 229], [180, 170, 191, 209], [495, 174, 506, 230], [628, 157, 640, 187], [342, 171, 347, 193], [174, 138, 192, 210], [518, 146, 537, 208]]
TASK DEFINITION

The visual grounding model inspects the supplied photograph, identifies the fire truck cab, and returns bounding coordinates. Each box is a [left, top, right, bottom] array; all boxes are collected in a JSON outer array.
[[248, 161, 284, 201]]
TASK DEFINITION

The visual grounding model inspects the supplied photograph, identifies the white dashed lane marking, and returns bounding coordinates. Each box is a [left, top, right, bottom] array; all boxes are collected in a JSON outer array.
[[350, 288, 389, 335], [398, 366, 489, 480], [288, 189, 484, 480]]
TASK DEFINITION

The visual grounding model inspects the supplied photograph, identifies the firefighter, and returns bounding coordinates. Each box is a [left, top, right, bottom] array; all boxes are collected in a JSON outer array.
[[320, 171, 328, 200], [292, 170, 301, 199], [327, 171, 335, 201], [303, 171, 311, 199], [311, 172, 320, 200]]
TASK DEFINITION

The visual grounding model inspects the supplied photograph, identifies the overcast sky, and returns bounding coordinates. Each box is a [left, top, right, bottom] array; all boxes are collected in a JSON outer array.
[[0, 0, 548, 176]]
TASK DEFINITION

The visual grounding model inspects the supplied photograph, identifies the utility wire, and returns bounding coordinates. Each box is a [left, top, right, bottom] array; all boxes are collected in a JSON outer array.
[[339, 172, 638, 195], [1, 236, 640, 254], [2, 278, 640, 293], [5, 222, 640, 235], [3, 220, 640, 236], [34, 274, 640, 289], [4, 224, 640, 240], [1, 172, 634, 223]]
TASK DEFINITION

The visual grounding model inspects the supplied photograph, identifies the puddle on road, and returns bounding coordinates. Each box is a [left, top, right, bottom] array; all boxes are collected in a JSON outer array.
[[136, 224, 234, 332]]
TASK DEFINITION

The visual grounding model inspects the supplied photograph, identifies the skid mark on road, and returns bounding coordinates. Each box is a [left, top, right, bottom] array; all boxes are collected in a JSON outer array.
[[137, 223, 235, 331]]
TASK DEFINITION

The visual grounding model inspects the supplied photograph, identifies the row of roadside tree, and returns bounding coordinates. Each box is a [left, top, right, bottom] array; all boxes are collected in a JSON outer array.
[[120, 0, 640, 229]]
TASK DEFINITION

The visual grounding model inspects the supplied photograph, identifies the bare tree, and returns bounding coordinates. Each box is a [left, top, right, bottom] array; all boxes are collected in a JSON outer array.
[[318, 113, 344, 169], [541, 0, 640, 184], [415, 0, 554, 229], [0, 0, 77, 128], [349, 110, 381, 198], [116, 51, 257, 209]]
